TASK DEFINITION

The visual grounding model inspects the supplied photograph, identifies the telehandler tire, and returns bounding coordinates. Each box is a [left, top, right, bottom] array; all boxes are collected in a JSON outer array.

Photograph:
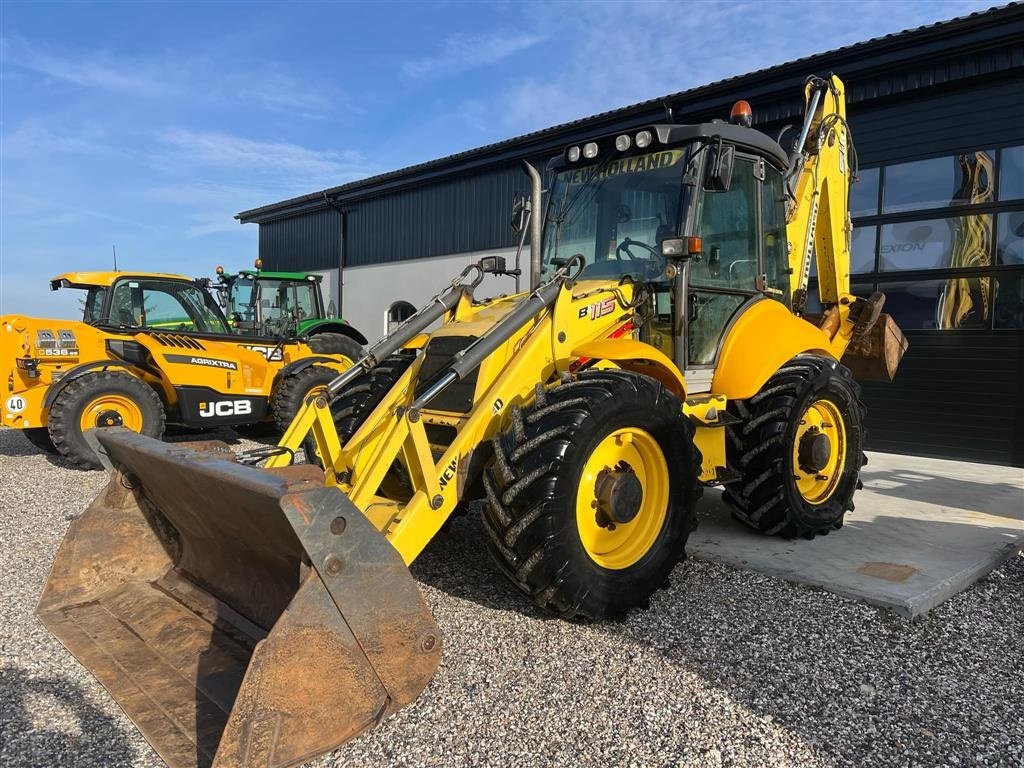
[[48, 371, 165, 469], [23, 427, 58, 454], [271, 364, 338, 433], [482, 370, 701, 620], [303, 351, 416, 501], [307, 332, 364, 364], [723, 355, 866, 538]]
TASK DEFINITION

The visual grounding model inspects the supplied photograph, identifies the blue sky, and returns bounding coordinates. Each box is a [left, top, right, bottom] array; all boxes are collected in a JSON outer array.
[[1, 0, 995, 315]]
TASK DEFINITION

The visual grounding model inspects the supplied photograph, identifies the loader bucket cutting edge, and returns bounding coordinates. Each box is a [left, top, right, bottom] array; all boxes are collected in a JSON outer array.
[[35, 428, 441, 768]]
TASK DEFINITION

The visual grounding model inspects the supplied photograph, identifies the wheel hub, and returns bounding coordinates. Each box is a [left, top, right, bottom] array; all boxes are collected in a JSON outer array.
[[95, 409, 125, 428], [798, 428, 832, 473], [595, 465, 643, 526]]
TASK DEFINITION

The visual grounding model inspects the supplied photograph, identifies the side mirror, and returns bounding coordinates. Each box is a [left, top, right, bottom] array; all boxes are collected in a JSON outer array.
[[705, 142, 735, 192], [510, 194, 530, 233]]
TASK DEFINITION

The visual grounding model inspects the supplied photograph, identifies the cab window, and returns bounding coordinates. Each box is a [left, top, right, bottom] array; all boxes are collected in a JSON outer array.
[[692, 155, 760, 291], [107, 280, 229, 333], [762, 164, 791, 305]]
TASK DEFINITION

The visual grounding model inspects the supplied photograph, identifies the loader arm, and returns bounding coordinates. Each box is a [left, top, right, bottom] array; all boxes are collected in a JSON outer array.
[[785, 74, 853, 308]]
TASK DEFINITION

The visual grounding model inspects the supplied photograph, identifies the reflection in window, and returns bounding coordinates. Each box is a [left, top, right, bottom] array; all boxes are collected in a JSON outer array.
[[883, 150, 994, 213], [879, 215, 992, 271], [994, 273, 1024, 329], [1000, 146, 1024, 201], [850, 167, 879, 218], [996, 211, 1024, 266], [804, 282, 874, 315], [851, 226, 876, 273], [881, 277, 990, 330]]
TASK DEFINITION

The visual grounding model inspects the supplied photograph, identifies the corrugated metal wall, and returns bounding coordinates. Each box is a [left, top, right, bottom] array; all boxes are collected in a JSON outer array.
[[344, 164, 525, 267], [260, 207, 341, 271]]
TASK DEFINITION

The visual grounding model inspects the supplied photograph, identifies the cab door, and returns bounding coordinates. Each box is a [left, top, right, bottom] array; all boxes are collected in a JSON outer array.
[[683, 154, 785, 391]]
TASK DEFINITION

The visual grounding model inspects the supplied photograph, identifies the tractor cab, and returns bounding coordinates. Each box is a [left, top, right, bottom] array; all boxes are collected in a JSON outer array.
[[542, 114, 793, 387], [216, 265, 333, 337]]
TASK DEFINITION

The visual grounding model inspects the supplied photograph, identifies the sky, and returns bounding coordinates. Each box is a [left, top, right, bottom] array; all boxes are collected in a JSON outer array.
[[0, 0, 997, 316]]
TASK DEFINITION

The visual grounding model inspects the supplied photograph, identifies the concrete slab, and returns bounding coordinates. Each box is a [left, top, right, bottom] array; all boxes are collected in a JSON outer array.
[[689, 451, 1024, 619]]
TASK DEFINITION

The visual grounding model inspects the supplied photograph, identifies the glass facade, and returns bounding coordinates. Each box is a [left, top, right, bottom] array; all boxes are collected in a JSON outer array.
[[824, 144, 1024, 331]]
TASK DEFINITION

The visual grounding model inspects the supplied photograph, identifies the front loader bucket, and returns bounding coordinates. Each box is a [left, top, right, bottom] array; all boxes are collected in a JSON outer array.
[[36, 429, 441, 768]]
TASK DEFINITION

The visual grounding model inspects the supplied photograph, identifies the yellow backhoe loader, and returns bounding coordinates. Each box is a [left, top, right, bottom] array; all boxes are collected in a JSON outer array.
[[38, 74, 906, 768]]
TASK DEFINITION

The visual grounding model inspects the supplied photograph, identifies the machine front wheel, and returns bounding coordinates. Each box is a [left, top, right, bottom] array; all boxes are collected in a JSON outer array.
[[723, 355, 866, 538], [482, 370, 701, 620]]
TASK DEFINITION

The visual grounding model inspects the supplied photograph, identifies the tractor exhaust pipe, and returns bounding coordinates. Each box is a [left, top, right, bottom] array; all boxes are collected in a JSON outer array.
[[525, 160, 543, 291]]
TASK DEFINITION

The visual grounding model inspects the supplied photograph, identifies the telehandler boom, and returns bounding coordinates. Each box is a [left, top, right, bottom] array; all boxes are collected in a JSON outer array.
[[38, 74, 906, 768]]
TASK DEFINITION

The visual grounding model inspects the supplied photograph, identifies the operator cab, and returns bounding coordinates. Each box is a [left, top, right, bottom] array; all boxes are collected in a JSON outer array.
[[217, 266, 326, 337], [541, 108, 791, 386]]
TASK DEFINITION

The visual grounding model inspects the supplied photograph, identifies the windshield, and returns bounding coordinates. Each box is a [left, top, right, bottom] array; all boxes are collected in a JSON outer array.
[[541, 146, 696, 282], [228, 276, 257, 326], [106, 279, 230, 333]]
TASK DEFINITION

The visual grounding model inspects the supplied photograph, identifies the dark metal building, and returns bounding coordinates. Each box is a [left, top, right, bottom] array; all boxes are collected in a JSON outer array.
[[237, 5, 1024, 467]]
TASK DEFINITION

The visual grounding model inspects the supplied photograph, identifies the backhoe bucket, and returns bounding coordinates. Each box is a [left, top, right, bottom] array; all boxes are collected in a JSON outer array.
[[36, 428, 442, 768]]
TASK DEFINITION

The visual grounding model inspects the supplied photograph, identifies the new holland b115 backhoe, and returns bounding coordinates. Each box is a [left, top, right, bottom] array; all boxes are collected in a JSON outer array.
[[38, 74, 907, 768]]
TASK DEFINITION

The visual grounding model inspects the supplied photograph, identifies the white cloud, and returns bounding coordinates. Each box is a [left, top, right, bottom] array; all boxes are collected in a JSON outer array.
[[401, 31, 546, 80], [158, 129, 375, 183]]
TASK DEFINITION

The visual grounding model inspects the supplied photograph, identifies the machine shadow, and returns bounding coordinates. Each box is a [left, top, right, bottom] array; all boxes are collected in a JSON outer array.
[[0, 665, 139, 768]]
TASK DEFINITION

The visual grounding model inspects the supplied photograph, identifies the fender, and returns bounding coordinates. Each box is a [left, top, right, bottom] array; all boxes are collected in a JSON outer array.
[[303, 320, 369, 346], [41, 360, 145, 409], [571, 338, 687, 398], [713, 299, 834, 401], [278, 355, 343, 379]]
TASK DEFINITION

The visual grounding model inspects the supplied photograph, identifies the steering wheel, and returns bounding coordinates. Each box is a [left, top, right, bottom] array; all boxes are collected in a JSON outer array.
[[616, 237, 660, 261]]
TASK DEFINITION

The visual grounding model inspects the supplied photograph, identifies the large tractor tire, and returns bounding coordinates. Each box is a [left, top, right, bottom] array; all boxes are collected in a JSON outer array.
[[302, 352, 416, 501], [270, 364, 338, 433], [723, 355, 866, 538], [307, 332, 364, 365], [23, 427, 58, 454], [482, 370, 701, 621], [48, 371, 165, 469]]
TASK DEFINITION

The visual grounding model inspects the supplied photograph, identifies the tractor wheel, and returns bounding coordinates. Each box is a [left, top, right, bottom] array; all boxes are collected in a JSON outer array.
[[271, 364, 338, 433], [307, 333, 364, 366], [48, 371, 165, 469], [302, 351, 416, 501], [23, 427, 58, 454], [723, 355, 866, 538], [482, 370, 701, 620]]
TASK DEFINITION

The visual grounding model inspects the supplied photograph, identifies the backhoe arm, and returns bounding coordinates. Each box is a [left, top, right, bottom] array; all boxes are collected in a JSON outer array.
[[785, 74, 853, 310]]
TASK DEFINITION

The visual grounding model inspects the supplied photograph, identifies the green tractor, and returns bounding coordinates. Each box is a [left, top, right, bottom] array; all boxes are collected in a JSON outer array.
[[214, 262, 367, 361]]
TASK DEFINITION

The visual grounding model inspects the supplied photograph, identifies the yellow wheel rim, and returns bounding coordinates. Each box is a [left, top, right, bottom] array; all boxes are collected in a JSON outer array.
[[575, 428, 669, 570], [792, 398, 847, 504], [79, 394, 144, 432]]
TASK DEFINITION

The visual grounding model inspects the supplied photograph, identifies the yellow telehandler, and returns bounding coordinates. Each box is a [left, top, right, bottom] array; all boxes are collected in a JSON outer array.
[[37, 74, 906, 768]]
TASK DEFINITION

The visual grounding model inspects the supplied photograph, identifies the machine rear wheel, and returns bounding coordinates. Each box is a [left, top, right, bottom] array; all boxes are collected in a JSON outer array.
[[48, 372, 165, 469], [307, 333, 364, 366], [482, 370, 701, 620], [723, 355, 866, 538], [271, 364, 338, 433]]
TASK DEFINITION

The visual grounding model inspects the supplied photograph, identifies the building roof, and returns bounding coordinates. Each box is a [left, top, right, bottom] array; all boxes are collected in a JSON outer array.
[[237, 4, 1022, 224]]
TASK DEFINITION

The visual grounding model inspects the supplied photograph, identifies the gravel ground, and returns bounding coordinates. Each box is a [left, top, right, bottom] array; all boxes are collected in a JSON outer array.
[[1, 427, 1022, 768]]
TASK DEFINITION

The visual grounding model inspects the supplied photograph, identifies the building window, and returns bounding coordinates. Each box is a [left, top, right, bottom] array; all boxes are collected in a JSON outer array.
[[881, 277, 991, 331], [994, 273, 1024, 329], [996, 211, 1024, 265], [999, 146, 1024, 201], [850, 167, 880, 218], [851, 226, 877, 273], [878, 215, 993, 271], [882, 150, 995, 213], [386, 300, 416, 334]]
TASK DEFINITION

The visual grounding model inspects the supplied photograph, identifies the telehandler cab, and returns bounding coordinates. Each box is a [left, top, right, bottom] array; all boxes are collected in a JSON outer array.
[[38, 74, 906, 768]]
